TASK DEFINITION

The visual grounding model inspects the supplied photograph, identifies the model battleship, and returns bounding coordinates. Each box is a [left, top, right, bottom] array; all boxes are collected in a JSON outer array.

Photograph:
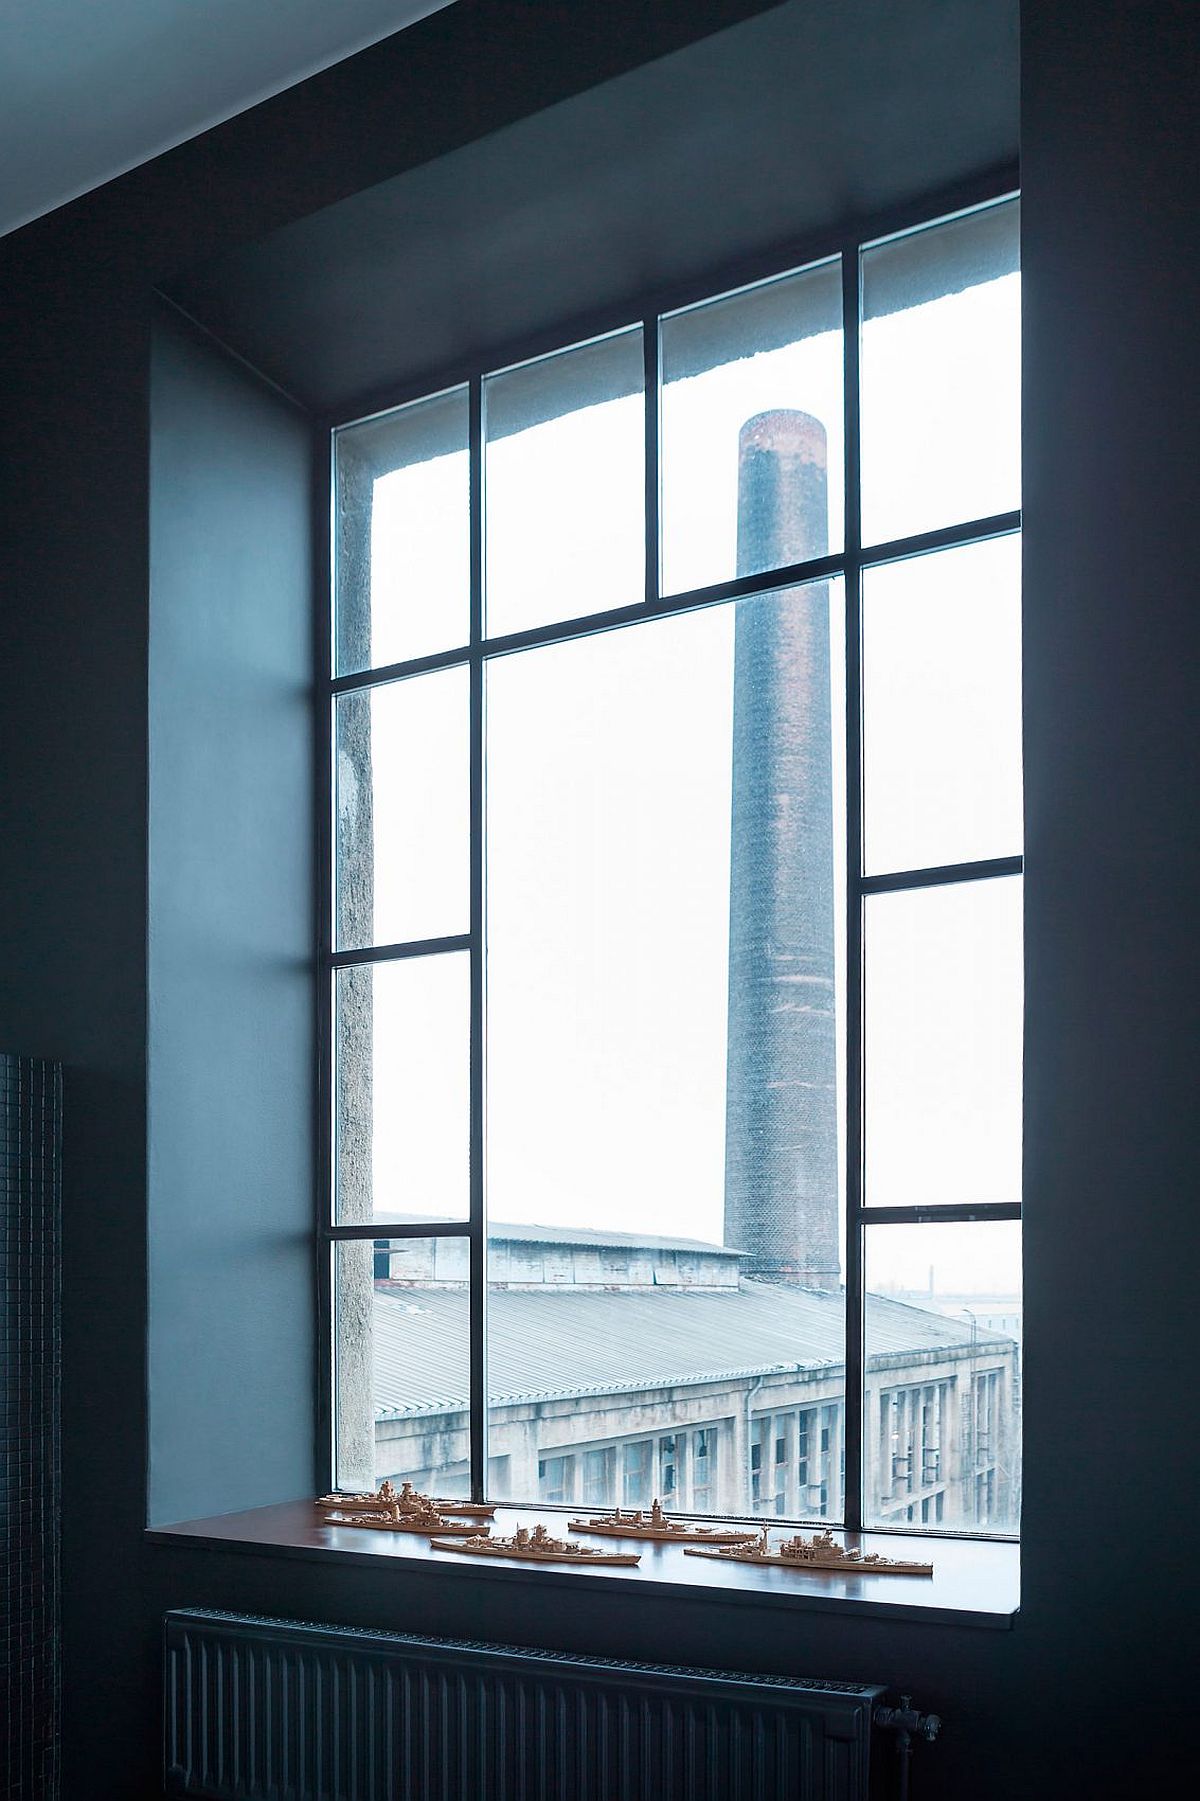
[[430, 1523, 640, 1567], [684, 1526, 933, 1576], [568, 1498, 758, 1545], [315, 1479, 496, 1521], [319, 1484, 487, 1538]]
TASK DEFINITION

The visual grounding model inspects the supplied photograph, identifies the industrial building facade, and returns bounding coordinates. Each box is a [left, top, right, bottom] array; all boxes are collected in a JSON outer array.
[[368, 1225, 1021, 1532]]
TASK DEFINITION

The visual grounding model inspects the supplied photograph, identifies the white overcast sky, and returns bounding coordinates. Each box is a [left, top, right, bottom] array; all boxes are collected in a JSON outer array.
[[344, 226, 1022, 1299]]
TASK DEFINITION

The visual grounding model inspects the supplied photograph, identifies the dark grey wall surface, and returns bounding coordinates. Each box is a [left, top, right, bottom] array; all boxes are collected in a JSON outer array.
[[147, 306, 314, 1526], [0, 0, 1197, 1795], [1, 1055, 62, 1801], [167, 0, 1018, 414], [1018, 0, 1200, 1780]]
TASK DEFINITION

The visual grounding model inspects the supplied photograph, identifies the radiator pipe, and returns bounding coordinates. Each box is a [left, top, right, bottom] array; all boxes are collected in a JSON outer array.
[[874, 1696, 941, 1801]]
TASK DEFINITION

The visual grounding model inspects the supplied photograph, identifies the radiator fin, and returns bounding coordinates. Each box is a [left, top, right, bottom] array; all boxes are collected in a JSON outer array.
[[165, 1609, 885, 1801]]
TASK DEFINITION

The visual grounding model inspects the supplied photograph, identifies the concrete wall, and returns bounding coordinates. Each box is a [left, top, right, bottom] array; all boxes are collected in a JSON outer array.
[[0, 1, 1197, 1793], [374, 1347, 1013, 1525], [147, 305, 315, 1525]]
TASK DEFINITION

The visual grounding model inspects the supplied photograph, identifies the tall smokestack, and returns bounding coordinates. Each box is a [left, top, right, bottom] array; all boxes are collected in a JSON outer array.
[[723, 410, 840, 1288]]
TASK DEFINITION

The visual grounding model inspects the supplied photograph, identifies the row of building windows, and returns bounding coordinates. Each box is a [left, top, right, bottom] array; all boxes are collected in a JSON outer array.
[[517, 1373, 1014, 1525], [750, 1405, 841, 1518], [537, 1427, 721, 1513]]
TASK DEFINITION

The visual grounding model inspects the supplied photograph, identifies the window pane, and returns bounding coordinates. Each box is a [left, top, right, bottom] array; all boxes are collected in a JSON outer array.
[[484, 329, 644, 639], [863, 878, 1023, 1208], [333, 1236, 470, 1495], [335, 666, 468, 951], [865, 1221, 1021, 1532], [334, 953, 469, 1224], [334, 386, 469, 676], [861, 198, 1020, 545], [486, 580, 846, 1512], [660, 259, 843, 596], [862, 535, 1023, 874]]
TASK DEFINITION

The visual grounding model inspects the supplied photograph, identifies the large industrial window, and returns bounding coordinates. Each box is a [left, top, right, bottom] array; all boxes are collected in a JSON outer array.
[[324, 189, 1022, 1539]]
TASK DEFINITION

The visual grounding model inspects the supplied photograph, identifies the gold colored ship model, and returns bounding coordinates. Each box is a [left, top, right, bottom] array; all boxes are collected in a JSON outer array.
[[684, 1525, 933, 1576], [568, 1498, 757, 1545], [430, 1523, 640, 1566], [317, 1479, 489, 1537], [315, 1478, 495, 1522]]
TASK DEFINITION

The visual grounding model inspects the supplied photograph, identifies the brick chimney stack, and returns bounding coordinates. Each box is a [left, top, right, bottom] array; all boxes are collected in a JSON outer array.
[[723, 409, 840, 1288]]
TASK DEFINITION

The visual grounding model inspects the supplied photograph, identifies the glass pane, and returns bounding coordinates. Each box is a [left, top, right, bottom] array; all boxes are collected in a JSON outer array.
[[334, 952, 469, 1224], [333, 1236, 471, 1496], [660, 258, 843, 596], [486, 580, 846, 1513], [861, 198, 1020, 545], [334, 386, 469, 676], [865, 1221, 1021, 1533], [863, 878, 1023, 1208], [335, 666, 468, 951], [484, 328, 644, 639], [862, 534, 1023, 875]]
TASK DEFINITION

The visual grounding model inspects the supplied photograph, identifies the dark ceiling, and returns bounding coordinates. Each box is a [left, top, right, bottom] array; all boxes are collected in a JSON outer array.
[[168, 0, 1018, 418]]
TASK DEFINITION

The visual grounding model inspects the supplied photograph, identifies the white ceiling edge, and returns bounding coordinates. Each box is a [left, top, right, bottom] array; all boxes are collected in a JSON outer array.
[[0, 1, 454, 241]]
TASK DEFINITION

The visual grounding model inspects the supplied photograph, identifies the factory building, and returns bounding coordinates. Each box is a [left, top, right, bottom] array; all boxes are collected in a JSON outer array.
[[370, 1224, 1020, 1531]]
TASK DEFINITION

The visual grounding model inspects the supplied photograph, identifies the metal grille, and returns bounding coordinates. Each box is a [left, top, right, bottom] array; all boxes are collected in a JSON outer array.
[[165, 1610, 885, 1801], [1, 1054, 62, 1801]]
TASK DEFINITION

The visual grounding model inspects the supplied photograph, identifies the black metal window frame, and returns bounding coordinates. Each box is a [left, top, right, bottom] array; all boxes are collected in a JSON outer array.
[[316, 168, 1023, 1536]]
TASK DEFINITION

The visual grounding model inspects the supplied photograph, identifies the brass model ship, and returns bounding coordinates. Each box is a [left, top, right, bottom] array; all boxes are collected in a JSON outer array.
[[430, 1523, 640, 1567], [568, 1498, 757, 1545], [684, 1526, 933, 1576], [319, 1483, 487, 1538], [315, 1478, 495, 1522]]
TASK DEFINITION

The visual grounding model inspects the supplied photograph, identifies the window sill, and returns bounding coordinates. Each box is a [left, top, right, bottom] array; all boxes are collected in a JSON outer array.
[[147, 1501, 1018, 1630]]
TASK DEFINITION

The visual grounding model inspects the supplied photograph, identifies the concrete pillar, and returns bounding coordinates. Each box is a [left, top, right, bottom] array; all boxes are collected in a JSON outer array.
[[332, 442, 376, 1489], [724, 410, 840, 1288], [947, 1368, 967, 1527]]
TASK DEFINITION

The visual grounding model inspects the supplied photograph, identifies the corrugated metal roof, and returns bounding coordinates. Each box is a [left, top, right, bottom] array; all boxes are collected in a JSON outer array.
[[372, 1281, 1007, 1420]]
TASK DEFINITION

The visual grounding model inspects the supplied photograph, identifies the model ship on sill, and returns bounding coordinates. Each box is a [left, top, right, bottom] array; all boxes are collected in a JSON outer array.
[[316, 1479, 496, 1522], [568, 1498, 758, 1545], [430, 1523, 640, 1567], [317, 1481, 490, 1537], [684, 1526, 934, 1576]]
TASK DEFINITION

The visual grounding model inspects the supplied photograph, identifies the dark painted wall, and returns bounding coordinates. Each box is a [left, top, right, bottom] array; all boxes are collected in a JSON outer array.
[[147, 307, 314, 1525], [166, 0, 1018, 413], [1018, 0, 1200, 1779], [0, 0, 1197, 1795]]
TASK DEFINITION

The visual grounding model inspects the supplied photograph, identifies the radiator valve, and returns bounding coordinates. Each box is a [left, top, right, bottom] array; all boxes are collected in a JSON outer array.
[[875, 1697, 941, 1801], [875, 1696, 941, 1743]]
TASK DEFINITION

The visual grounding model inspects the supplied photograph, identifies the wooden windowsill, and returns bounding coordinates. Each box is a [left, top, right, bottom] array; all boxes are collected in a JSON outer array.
[[147, 1500, 1019, 1630]]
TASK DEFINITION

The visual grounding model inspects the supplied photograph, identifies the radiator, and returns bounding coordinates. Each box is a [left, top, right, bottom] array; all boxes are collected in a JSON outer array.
[[164, 1609, 895, 1801]]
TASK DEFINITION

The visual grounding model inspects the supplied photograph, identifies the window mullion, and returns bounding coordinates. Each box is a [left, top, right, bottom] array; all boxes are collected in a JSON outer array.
[[316, 425, 336, 1492], [842, 241, 866, 1534], [468, 373, 488, 1503], [479, 552, 846, 660], [330, 933, 472, 969], [327, 1220, 474, 1242], [330, 643, 471, 696], [643, 315, 660, 608], [858, 1203, 1022, 1227], [861, 855, 1023, 897], [860, 508, 1021, 570]]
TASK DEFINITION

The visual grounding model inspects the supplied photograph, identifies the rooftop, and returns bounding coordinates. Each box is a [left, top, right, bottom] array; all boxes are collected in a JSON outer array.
[[372, 1279, 1013, 1420], [386, 1218, 744, 1256]]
